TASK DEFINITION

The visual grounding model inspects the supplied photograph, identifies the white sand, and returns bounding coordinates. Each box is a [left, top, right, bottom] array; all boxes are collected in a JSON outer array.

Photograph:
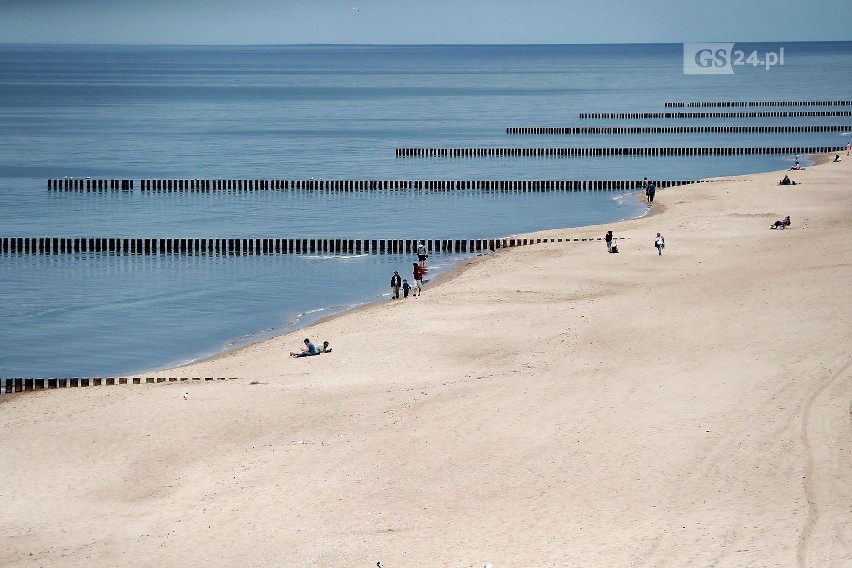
[[1, 156, 850, 567]]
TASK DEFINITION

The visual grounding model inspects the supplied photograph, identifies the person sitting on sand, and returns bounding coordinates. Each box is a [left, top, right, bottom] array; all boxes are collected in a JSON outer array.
[[833, 154, 842, 162], [780, 175, 794, 186], [290, 338, 319, 357], [789, 160, 805, 171], [771, 216, 791, 229]]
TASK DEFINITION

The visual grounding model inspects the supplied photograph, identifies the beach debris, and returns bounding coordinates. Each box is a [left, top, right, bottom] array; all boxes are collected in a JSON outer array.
[[376, 562, 383, 568], [182, 392, 188, 400], [485, 564, 494, 568]]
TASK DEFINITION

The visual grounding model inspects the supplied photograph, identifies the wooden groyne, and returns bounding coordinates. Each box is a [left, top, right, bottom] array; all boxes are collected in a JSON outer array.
[[579, 111, 852, 119], [0, 235, 622, 257], [506, 125, 852, 135], [0, 376, 239, 394], [395, 146, 841, 158], [666, 100, 852, 108], [47, 179, 133, 191], [47, 179, 696, 193]]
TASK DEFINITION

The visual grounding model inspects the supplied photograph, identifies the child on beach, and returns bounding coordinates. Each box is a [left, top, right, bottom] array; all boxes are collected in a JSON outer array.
[[402, 279, 411, 298]]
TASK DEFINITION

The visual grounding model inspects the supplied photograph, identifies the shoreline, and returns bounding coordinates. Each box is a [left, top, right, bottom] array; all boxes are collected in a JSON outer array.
[[165, 195, 652, 373], [160, 183, 683, 374]]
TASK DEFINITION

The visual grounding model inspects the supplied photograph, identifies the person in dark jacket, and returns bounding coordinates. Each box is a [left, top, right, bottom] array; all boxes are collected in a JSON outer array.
[[390, 271, 402, 299]]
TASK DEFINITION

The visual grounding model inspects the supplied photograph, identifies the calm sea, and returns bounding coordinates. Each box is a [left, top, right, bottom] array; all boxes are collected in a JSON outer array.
[[1, 42, 850, 378]]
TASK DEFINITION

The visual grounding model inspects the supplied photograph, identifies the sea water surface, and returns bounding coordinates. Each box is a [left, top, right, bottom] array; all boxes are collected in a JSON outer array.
[[1, 42, 850, 377]]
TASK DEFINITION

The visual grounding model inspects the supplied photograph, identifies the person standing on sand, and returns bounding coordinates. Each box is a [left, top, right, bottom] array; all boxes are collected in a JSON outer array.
[[647, 181, 656, 203], [605, 230, 613, 253], [390, 271, 401, 299], [402, 278, 411, 298], [655, 232, 665, 255], [413, 263, 423, 296]]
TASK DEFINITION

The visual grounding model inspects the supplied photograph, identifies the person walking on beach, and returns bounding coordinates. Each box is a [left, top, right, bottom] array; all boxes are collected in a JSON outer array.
[[655, 232, 665, 255], [642, 176, 649, 198], [647, 181, 656, 203], [417, 241, 428, 269], [402, 278, 411, 298], [605, 230, 613, 253], [413, 263, 423, 296], [390, 271, 402, 299]]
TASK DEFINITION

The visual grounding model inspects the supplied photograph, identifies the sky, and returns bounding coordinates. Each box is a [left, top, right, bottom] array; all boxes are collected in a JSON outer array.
[[0, 0, 850, 45]]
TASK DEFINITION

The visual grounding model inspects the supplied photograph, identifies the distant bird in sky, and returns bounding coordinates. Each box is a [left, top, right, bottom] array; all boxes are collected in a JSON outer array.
[[352, 5, 359, 11]]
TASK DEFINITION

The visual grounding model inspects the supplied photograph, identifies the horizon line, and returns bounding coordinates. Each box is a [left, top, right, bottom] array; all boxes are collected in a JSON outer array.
[[1, 39, 850, 48]]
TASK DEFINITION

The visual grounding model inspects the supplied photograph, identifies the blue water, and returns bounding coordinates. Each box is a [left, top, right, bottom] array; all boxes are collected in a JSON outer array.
[[1, 42, 851, 377]]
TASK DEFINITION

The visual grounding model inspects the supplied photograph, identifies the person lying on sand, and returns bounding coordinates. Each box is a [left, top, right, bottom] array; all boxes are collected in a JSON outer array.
[[771, 216, 791, 229], [290, 338, 318, 357]]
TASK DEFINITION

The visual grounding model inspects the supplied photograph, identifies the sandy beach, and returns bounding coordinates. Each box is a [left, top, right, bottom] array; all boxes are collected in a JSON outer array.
[[1, 155, 851, 567]]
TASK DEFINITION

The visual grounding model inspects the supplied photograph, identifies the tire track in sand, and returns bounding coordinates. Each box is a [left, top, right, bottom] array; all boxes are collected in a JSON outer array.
[[798, 357, 852, 568]]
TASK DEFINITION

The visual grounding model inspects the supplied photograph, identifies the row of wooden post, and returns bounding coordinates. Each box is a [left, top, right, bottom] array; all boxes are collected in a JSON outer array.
[[1, 376, 238, 394], [580, 111, 852, 119], [506, 125, 852, 135], [396, 146, 842, 158], [0, 235, 602, 256], [46, 179, 695, 193], [666, 100, 852, 108], [47, 179, 133, 191]]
